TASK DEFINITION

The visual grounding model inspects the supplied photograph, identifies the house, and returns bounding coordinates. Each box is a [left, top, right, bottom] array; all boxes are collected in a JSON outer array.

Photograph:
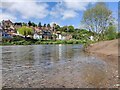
[[2, 20, 13, 30], [56, 31, 62, 40], [14, 23, 22, 29], [2, 20, 16, 35], [60, 33, 72, 40], [42, 30, 52, 40], [33, 32, 42, 40], [2, 32, 13, 39], [65, 34, 72, 40], [89, 36, 94, 41], [0, 26, 2, 43]]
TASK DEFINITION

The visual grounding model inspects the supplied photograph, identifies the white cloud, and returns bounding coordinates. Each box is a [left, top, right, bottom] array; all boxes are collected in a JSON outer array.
[[1, 0, 49, 19], [50, 2, 79, 20], [50, 3, 63, 19], [1, 0, 97, 21], [0, 12, 17, 21], [50, 1, 95, 20], [50, 22, 61, 27], [64, 1, 89, 11], [62, 10, 78, 20]]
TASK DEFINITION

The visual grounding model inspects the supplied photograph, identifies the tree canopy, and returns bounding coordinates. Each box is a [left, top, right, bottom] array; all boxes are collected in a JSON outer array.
[[17, 26, 34, 37], [82, 2, 113, 41], [47, 24, 51, 28], [68, 25, 74, 32], [38, 22, 42, 27]]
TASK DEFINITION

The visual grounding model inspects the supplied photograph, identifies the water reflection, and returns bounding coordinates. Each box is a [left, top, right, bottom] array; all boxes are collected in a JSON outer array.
[[2, 45, 115, 88]]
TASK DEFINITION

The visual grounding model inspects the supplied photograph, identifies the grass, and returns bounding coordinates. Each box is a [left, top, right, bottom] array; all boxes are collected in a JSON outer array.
[[1, 36, 94, 46], [2, 39, 86, 45]]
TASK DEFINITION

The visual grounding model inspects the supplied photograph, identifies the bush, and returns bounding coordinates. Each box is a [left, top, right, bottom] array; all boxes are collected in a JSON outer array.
[[104, 25, 117, 40], [117, 32, 120, 38], [12, 36, 24, 41]]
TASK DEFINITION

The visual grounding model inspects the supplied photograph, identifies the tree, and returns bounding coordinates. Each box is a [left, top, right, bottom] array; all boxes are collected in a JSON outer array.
[[61, 26, 68, 32], [105, 25, 117, 40], [55, 25, 60, 31], [38, 22, 42, 27], [31, 22, 37, 27], [82, 2, 112, 41], [52, 23, 56, 31], [43, 24, 46, 27], [28, 21, 32, 26], [22, 22, 27, 26], [47, 24, 51, 28], [17, 26, 33, 38], [53, 23, 56, 28], [52, 34, 57, 41], [68, 25, 74, 32]]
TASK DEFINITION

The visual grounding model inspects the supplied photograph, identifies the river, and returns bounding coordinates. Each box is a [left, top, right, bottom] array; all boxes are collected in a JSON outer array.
[[2, 45, 118, 88]]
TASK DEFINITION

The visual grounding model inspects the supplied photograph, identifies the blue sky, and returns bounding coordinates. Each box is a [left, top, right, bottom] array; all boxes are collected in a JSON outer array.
[[0, 0, 118, 28]]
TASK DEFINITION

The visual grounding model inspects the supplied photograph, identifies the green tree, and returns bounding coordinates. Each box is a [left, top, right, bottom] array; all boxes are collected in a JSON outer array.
[[105, 25, 117, 40], [61, 26, 68, 32], [17, 26, 33, 38], [43, 24, 46, 27], [68, 25, 74, 32], [47, 24, 51, 28], [38, 22, 42, 27], [82, 2, 112, 41], [52, 34, 57, 41], [117, 32, 120, 38], [55, 25, 60, 31], [22, 22, 27, 26], [28, 21, 32, 26], [31, 22, 37, 27]]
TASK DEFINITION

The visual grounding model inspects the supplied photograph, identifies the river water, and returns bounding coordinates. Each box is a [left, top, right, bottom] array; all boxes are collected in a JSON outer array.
[[2, 45, 118, 88]]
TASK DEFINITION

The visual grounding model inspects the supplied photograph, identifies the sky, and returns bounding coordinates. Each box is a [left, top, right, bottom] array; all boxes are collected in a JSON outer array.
[[0, 0, 119, 28]]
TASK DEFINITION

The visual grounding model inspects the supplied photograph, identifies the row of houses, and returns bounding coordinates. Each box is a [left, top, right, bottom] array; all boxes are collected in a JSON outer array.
[[1, 20, 72, 40]]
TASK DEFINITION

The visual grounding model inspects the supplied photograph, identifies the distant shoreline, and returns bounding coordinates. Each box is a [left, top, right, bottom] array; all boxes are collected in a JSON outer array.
[[1, 39, 88, 45]]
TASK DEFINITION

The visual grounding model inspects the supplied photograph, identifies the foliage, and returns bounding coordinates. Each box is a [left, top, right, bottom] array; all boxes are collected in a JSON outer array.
[[43, 24, 46, 27], [55, 25, 60, 30], [117, 32, 120, 38], [17, 26, 34, 37], [72, 29, 93, 41], [47, 24, 51, 28], [52, 34, 57, 40], [22, 22, 27, 26], [38, 22, 42, 27], [68, 25, 74, 32], [61, 26, 68, 32], [104, 25, 117, 40], [28, 21, 32, 26], [82, 2, 112, 41], [2, 39, 84, 45], [31, 22, 37, 27], [28, 21, 37, 27]]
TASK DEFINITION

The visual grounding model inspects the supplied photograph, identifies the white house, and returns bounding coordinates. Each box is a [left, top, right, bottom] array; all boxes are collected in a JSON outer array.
[[89, 36, 94, 41], [33, 33, 42, 40], [56, 33, 62, 40]]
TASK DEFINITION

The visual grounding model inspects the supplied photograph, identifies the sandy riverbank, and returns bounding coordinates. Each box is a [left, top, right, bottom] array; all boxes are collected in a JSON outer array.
[[85, 39, 119, 88], [85, 39, 119, 61]]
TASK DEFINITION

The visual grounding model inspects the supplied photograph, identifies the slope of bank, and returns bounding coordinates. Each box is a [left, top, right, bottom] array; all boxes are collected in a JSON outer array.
[[85, 39, 119, 87], [85, 39, 119, 61]]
